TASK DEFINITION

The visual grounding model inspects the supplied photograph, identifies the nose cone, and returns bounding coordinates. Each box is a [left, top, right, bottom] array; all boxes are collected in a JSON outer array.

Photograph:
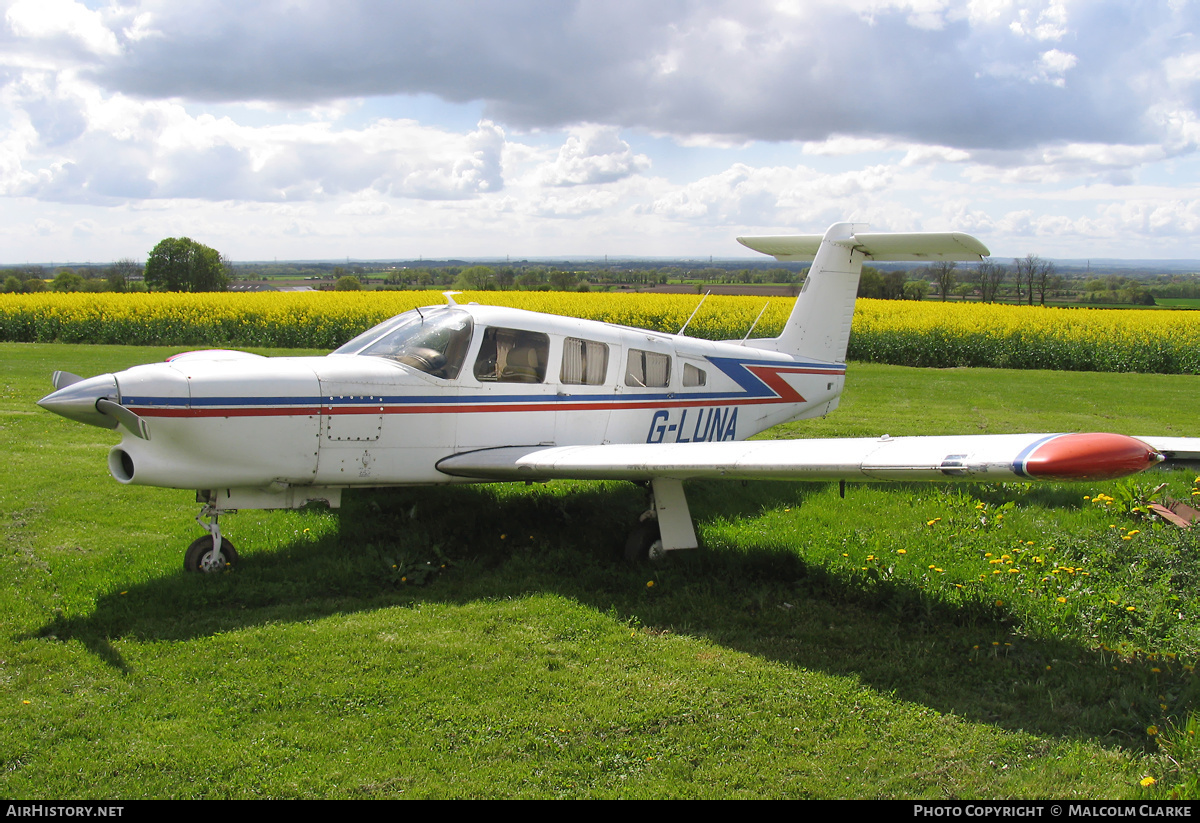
[[37, 373, 120, 430]]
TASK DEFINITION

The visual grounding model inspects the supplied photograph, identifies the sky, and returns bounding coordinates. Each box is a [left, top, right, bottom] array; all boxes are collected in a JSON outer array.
[[3, 0, 1200, 264]]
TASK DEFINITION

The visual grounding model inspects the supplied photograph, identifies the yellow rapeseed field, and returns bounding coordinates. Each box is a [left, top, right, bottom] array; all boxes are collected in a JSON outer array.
[[1, 291, 1197, 373]]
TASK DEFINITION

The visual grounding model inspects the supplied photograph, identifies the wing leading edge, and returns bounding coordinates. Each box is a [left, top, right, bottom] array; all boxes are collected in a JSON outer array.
[[437, 432, 1163, 484]]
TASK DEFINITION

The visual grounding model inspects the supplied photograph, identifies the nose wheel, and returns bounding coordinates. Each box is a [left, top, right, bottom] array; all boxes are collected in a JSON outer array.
[[184, 535, 239, 573], [185, 501, 239, 573]]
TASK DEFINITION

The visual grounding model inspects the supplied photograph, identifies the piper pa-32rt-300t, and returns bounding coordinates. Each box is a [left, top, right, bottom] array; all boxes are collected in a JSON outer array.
[[38, 222, 1199, 570]]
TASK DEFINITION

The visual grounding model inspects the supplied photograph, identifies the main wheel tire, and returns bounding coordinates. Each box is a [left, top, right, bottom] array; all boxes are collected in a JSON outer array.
[[624, 521, 664, 564], [184, 536, 239, 573]]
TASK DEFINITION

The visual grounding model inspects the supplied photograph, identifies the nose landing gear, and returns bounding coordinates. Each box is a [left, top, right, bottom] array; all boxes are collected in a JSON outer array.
[[185, 499, 239, 573]]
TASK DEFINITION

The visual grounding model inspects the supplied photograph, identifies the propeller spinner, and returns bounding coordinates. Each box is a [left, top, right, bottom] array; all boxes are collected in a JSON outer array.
[[37, 373, 151, 440]]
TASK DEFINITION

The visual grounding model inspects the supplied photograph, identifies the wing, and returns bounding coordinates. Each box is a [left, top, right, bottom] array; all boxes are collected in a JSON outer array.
[[437, 432, 1164, 484], [1136, 436, 1200, 470]]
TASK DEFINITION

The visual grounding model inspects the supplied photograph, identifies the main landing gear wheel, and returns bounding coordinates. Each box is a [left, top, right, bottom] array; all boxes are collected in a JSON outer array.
[[184, 536, 239, 573], [624, 521, 666, 564]]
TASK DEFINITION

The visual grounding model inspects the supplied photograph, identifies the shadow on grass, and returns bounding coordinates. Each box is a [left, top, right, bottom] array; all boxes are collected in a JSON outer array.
[[35, 478, 1197, 750]]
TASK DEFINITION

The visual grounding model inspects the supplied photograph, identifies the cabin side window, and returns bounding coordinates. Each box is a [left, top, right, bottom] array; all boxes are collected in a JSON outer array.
[[473, 327, 550, 383], [561, 337, 609, 385], [683, 363, 707, 387], [625, 349, 671, 388]]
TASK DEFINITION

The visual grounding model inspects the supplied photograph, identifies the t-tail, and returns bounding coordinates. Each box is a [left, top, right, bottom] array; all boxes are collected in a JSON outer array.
[[736, 222, 990, 362]]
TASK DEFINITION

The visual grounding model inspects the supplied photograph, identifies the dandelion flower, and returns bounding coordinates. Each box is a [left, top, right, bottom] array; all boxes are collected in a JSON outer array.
[[1141, 776, 1156, 787]]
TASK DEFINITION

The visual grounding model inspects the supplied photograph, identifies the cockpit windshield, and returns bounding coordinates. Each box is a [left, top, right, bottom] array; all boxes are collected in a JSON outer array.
[[332, 307, 474, 380]]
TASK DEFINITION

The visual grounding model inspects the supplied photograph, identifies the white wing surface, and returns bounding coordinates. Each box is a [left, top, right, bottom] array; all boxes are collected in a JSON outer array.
[[438, 432, 1163, 484], [1137, 436, 1200, 469]]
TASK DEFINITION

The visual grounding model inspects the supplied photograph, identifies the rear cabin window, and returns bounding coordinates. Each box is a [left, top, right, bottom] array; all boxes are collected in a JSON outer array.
[[625, 349, 671, 388], [473, 327, 550, 383], [683, 363, 707, 387], [561, 338, 609, 385]]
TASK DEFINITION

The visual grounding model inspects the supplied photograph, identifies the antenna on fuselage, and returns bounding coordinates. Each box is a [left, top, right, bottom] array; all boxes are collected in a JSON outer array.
[[739, 300, 771, 345], [677, 291, 711, 337]]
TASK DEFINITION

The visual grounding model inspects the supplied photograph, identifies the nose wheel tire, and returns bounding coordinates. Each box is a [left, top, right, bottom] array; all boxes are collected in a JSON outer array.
[[184, 536, 239, 573]]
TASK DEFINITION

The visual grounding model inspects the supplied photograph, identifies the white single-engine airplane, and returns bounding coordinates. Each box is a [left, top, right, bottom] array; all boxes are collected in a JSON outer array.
[[38, 222, 1199, 571]]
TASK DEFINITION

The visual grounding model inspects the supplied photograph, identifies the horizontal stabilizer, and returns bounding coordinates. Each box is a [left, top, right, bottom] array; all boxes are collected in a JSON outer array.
[[737, 231, 990, 262]]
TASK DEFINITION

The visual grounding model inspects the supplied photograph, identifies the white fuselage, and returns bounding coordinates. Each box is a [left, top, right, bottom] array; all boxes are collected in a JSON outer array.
[[106, 303, 845, 496]]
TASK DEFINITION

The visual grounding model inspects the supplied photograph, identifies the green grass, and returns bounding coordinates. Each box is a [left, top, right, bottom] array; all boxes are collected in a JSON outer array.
[[3, 343, 1199, 798]]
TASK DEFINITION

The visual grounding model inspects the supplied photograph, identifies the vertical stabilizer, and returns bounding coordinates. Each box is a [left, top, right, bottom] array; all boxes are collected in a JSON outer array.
[[774, 222, 866, 362], [736, 223, 989, 362]]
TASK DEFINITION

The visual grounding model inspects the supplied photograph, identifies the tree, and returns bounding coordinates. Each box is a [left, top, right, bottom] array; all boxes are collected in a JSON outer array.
[[335, 275, 363, 291], [456, 265, 495, 290], [903, 279, 928, 300], [930, 261, 957, 302], [1013, 254, 1039, 306], [144, 237, 229, 292], [495, 266, 516, 290], [1032, 258, 1057, 306], [857, 265, 884, 298], [106, 258, 142, 293], [548, 269, 578, 291], [977, 260, 1006, 303], [51, 268, 84, 292], [882, 270, 907, 300]]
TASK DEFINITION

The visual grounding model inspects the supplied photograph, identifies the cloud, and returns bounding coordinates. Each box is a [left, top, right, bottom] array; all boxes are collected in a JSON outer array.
[[6, 77, 511, 203], [0, 0, 1178, 151], [537, 126, 650, 186], [5, 0, 122, 57], [3, 0, 1200, 261]]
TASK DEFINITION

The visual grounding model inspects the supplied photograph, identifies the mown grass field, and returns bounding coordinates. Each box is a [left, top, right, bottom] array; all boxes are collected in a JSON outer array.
[[2, 341, 1198, 799]]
